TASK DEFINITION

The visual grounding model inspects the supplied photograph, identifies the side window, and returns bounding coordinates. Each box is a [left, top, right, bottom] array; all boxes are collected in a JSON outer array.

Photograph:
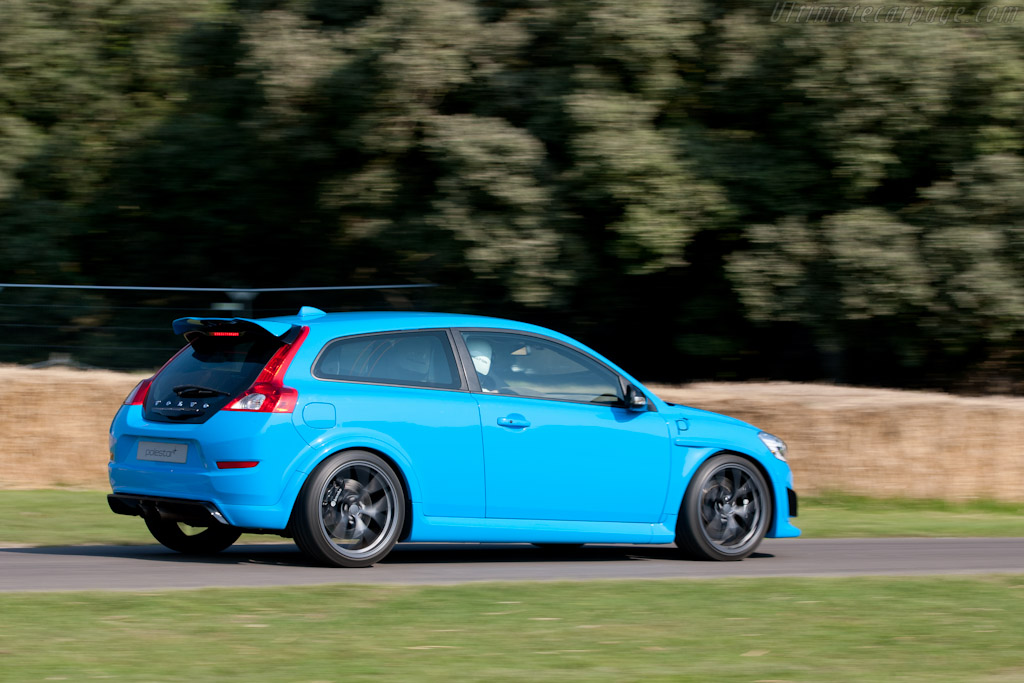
[[461, 332, 624, 406], [314, 330, 460, 390]]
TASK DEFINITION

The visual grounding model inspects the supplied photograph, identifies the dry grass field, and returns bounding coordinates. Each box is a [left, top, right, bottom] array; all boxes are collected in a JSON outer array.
[[1, 364, 1022, 501]]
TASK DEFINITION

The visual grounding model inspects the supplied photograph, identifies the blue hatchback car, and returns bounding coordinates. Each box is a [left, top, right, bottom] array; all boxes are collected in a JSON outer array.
[[108, 308, 799, 567]]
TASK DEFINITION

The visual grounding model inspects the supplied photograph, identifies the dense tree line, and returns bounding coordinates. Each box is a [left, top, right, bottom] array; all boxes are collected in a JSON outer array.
[[2, 0, 1023, 390]]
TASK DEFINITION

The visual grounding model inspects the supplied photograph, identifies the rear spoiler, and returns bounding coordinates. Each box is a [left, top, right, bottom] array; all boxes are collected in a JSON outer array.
[[172, 317, 299, 341]]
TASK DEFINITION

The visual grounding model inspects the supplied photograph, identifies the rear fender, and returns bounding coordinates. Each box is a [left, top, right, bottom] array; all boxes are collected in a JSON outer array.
[[276, 429, 423, 524]]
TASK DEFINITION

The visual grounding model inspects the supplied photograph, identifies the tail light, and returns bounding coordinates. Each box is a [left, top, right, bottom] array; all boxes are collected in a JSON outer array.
[[225, 326, 309, 414], [123, 378, 153, 406]]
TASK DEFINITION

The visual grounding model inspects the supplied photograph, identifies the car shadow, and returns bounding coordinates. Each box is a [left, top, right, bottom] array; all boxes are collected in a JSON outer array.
[[0, 542, 773, 567]]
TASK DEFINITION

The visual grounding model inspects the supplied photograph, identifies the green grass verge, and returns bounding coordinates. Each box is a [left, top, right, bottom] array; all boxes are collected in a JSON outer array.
[[2, 490, 1023, 547], [2, 577, 1024, 681], [0, 490, 268, 547], [802, 494, 1024, 538]]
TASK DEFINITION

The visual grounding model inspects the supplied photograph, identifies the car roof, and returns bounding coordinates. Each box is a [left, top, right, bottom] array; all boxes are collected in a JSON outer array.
[[262, 309, 568, 339]]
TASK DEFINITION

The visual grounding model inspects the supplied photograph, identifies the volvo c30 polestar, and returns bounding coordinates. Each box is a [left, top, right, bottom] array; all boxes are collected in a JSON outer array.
[[108, 308, 799, 567]]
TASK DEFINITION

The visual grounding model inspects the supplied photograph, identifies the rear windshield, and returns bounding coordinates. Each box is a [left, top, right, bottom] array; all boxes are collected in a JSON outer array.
[[144, 333, 283, 423]]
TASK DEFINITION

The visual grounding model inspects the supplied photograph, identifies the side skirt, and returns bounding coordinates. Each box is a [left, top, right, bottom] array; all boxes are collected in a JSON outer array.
[[408, 513, 677, 544]]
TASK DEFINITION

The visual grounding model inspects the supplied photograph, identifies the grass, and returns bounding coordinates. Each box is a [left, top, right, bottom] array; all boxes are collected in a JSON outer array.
[[2, 577, 1024, 681], [2, 490, 1023, 547], [801, 494, 1024, 538], [0, 490, 269, 547]]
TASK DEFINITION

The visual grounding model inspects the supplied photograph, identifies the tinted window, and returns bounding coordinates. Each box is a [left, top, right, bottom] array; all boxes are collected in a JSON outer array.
[[145, 333, 283, 423], [461, 332, 623, 405], [314, 330, 460, 389]]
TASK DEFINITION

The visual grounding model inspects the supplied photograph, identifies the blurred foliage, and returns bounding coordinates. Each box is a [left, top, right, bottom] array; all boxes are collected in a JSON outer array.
[[2, 0, 1024, 389]]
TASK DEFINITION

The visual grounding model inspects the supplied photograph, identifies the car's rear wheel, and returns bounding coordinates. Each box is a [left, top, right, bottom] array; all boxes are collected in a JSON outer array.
[[144, 517, 241, 555], [293, 450, 405, 568], [676, 454, 771, 561]]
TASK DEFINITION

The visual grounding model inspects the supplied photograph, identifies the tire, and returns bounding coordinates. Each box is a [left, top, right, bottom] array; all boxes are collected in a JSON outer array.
[[292, 450, 406, 568], [675, 454, 771, 561], [144, 517, 241, 555]]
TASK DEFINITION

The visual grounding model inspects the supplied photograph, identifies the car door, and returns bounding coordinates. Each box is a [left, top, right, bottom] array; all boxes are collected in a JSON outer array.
[[458, 330, 671, 523]]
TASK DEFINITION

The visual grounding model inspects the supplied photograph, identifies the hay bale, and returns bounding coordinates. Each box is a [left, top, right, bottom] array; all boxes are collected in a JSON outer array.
[[2, 364, 1021, 501], [0, 365, 145, 489]]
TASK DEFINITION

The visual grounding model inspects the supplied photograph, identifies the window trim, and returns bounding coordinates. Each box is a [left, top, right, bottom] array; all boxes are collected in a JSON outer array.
[[454, 327, 650, 410], [310, 328, 468, 392]]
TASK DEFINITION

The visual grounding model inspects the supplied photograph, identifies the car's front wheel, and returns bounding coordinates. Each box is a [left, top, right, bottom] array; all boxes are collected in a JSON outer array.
[[292, 450, 406, 568], [144, 517, 241, 555], [676, 454, 771, 561]]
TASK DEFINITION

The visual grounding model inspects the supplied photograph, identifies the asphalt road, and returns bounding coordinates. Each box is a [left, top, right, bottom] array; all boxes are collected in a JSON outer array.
[[2, 537, 1023, 592]]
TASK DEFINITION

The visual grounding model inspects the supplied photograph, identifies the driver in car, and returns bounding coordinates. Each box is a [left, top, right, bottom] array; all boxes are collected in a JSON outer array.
[[467, 338, 500, 392]]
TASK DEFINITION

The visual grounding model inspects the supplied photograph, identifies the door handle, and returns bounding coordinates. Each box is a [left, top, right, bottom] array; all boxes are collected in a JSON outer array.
[[497, 416, 531, 428]]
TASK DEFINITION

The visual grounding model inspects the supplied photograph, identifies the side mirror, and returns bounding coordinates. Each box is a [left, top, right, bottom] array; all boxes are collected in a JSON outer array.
[[625, 384, 648, 412]]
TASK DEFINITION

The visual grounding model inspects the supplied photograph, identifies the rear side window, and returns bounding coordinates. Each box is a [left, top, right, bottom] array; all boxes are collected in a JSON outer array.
[[145, 333, 284, 423], [313, 330, 460, 390]]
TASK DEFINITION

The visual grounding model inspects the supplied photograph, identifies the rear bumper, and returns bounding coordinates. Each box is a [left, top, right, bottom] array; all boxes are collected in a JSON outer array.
[[108, 493, 228, 526], [108, 405, 311, 530]]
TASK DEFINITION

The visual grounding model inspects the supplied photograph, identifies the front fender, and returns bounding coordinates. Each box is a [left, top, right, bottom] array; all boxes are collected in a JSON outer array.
[[664, 430, 799, 539]]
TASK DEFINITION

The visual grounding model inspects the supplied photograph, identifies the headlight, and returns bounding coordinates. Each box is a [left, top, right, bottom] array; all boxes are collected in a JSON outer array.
[[758, 432, 788, 462]]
